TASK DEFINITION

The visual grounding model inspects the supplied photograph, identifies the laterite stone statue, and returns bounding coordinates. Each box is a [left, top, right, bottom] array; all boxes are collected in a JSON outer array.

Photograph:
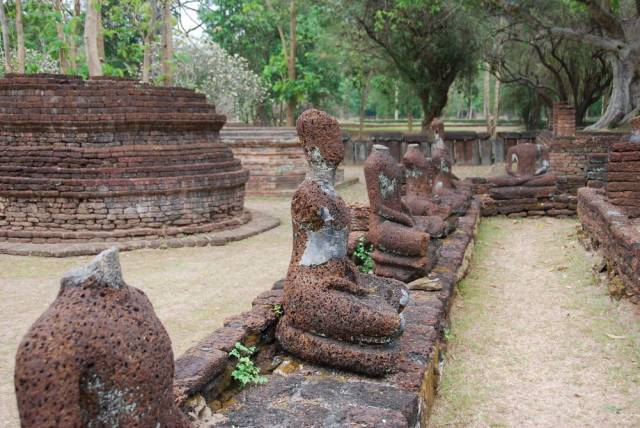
[[365, 144, 434, 282], [14, 248, 190, 428], [277, 109, 409, 376]]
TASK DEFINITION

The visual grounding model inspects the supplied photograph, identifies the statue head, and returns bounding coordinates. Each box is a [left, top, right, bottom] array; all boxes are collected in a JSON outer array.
[[296, 109, 344, 171]]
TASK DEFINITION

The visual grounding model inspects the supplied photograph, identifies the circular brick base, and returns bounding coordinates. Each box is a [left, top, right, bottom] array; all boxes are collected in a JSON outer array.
[[0, 209, 280, 257]]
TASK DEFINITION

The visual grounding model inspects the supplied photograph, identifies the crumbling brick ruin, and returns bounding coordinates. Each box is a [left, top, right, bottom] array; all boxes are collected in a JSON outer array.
[[578, 117, 640, 303], [0, 74, 250, 249], [221, 126, 351, 196], [472, 103, 623, 218], [14, 248, 190, 427]]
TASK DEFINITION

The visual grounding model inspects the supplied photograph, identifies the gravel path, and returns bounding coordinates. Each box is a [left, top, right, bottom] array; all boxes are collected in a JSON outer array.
[[429, 217, 640, 427]]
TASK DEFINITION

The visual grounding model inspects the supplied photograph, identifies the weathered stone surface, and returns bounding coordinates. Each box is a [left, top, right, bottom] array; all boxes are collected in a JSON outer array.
[[14, 248, 190, 427], [365, 144, 432, 282], [506, 143, 550, 177], [198, 197, 482, 427], [277, 109, 409, 376]]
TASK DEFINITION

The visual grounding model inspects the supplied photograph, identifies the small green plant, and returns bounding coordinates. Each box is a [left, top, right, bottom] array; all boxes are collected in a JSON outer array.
[[353, 236, 375, 274], [230, 342, 267, 388], [271, 303, 284, 317]]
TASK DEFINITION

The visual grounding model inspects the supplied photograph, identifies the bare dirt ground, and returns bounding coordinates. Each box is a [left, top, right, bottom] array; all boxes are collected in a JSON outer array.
[[0, 164, 520, 426], [429, 217, 640, 428]]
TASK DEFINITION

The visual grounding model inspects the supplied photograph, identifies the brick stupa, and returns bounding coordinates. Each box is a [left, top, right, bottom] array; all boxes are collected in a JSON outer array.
[[0, 74, 250, 247]]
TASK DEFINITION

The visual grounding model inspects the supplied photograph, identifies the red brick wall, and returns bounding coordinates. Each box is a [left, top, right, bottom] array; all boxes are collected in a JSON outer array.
[[0, 74, 249, 243], [606, 120, 640, 218], [225, 139, 307, 196]]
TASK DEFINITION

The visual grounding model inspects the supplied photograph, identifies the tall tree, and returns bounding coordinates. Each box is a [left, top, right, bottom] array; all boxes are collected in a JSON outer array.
[[489, 0, 640, 129], [265, 0, 300, 126], [15, 0, 24, 73], [53, 0, 70, 74], [85, 0, 102, 76], [68, 0, 80, 71], [142, 0, 157, 83], [347, 0, 480, 131], [489, 31, 612, 126], [160, 0, 173, 85], [0, 0, 11, 73]]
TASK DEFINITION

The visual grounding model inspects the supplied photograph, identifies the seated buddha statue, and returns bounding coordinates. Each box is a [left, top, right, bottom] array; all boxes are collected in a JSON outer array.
[[506, 143, 550, 178], [401, 144, 459, 237], [276, 109, 409, 377], [430, 121, 470, 216], [364, 144, 435, 282]]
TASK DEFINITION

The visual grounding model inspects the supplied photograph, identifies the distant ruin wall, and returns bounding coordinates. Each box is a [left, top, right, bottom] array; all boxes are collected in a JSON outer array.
[[0, 74, 249, 244]]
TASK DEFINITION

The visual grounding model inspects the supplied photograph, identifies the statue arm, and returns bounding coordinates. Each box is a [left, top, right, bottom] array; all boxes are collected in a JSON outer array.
[[535, 146, 550, 175], [377, 204, 415, 227], [321, 276, 368, 296]]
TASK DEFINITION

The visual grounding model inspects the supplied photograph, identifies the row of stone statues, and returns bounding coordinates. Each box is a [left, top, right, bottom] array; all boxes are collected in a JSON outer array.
[[14, 109, 473, 426], [278, 110, 472, 375]]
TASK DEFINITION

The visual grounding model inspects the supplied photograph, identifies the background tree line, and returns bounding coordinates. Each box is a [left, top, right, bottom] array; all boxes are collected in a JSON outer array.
[[0, 0, 637, 131]]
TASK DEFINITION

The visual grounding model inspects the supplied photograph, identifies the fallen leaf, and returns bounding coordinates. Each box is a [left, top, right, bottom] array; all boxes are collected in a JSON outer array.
[[606, 334, 626, 340]]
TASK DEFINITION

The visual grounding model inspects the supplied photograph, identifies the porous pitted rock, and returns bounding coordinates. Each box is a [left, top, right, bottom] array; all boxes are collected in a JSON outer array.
[[14, 248, 191, 427], [277, 109, 409, 376], [364, 144, 433, 282], [402, 144, 461, 237]]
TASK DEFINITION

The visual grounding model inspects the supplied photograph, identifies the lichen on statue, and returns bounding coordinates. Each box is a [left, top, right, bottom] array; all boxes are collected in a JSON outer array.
[[276, 109, 409, 376]]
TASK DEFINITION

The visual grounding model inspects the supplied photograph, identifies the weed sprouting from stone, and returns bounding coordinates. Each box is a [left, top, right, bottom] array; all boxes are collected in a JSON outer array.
[[353, 236, 375, 274], [230, 342, 267, 388]]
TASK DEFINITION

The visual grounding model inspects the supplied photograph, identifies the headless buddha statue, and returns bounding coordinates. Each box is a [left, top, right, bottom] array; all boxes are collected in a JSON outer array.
[[506, 143, 550, 178], [402, 144, 459, 237], [365, 144, 434, 282], [14, 249, 190, 428], [276, 109, 409, 376], [430, 123, 470, 216]]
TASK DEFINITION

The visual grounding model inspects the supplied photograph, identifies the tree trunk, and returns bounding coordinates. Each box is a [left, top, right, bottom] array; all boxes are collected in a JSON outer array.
[[419, 88, 449, 133], [587, 52, 640, 130], [97, 7, 105, 65], [15, 0, 24, 73], [483, 66, 491, 132], [0, 0, 11, 73], [358, 74, 372, 141], [394, 82, 399, 121], [285, 0, 297, 127], [407, 111, 413, 132], [160, 0, 173, 86], [142, 0, 156, 83], [54, 0, 69, 74], [84, 0, 102, 77], [68, 0, 81, 71], [492, 77, 501, 138]]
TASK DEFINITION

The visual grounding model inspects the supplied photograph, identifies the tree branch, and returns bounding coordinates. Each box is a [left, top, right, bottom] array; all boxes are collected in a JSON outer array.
[[548, 27, 623, 52]]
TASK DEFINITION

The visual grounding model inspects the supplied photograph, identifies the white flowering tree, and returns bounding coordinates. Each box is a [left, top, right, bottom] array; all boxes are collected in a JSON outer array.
[[0, 48, 59, 76], [173, 38, 266, 123]]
